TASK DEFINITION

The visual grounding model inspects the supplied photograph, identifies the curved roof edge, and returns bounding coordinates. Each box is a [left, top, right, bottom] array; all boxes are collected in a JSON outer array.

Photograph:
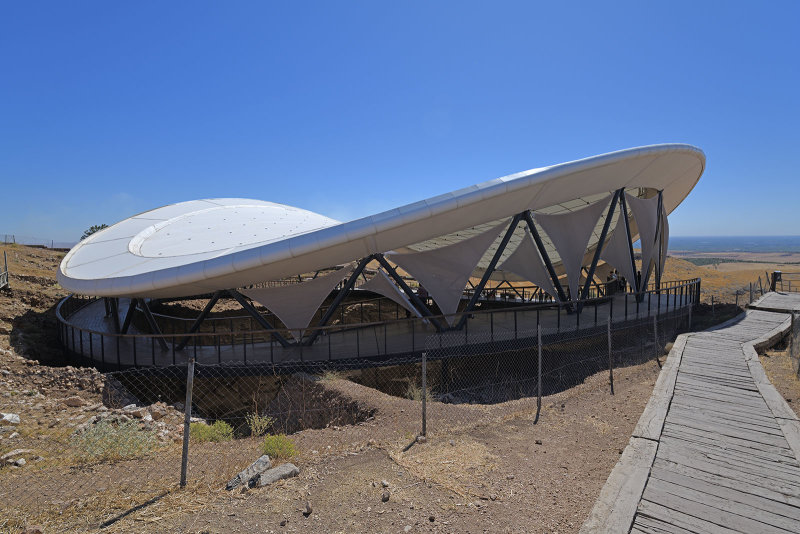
[[58, 143, 705, 297]]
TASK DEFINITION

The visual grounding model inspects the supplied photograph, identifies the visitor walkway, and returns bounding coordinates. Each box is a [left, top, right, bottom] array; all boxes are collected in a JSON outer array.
[[582, 293, 800, 533], [58, 286, 694, 369]]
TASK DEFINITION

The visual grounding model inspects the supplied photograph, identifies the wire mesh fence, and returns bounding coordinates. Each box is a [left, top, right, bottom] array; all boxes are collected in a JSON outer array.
[[1, 307, 691, 530], [791, 312, 800, 376]]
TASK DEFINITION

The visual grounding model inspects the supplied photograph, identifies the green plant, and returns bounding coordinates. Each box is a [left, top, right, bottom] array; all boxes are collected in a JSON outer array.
[[190, 420, 234, 442], [261, 434, 297, 461], [245, 413, 274, 437], [320, 370, 342, 381], [70, 420, 160, 462], [405, 383, 434, 402]]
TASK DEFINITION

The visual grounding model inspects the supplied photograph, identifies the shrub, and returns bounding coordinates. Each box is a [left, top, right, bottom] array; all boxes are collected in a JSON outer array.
[[261, 434, 297, 461], [245, 413, 274, 437], [70, 420, 159, 462], [405, 383, 434, 402], [190, 420, 234, 442], [320, 370, 342, 381]]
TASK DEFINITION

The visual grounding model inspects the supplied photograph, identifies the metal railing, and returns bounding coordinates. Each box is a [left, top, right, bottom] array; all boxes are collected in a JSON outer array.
[[56, 278, 701, 370], [0, 250, 8, 290], [770, 271, 800, 293]]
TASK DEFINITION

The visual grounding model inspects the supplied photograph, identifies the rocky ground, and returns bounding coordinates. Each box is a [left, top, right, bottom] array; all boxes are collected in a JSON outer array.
[[0, 244, 795, 533]]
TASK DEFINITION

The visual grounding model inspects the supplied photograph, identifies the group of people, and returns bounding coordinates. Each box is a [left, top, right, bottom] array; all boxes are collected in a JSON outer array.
[[606, 269, 627, 294]]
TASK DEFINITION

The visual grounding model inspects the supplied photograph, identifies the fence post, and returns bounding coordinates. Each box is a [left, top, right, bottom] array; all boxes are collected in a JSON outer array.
[[421, 352, 427, 437], [791, 314, 796, 376], [653, 316, 660, 368], [750, 282, 753, 304], [608, 316, 614, 395], [180, 358, 196, 488], [688, 303, 692, 331], [534, 324, 542, 424]]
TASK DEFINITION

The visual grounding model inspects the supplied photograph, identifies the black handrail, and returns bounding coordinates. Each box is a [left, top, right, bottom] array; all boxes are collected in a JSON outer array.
[[55, 278, 701, 369]]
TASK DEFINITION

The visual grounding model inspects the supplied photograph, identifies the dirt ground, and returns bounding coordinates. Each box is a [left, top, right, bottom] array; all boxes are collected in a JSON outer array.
[[759, 341, 800, 420], [97, 361, 659, 534], [0, 244, 791, 533]]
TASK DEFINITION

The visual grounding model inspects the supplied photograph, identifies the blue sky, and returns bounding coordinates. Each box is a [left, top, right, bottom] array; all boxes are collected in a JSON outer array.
[[1, 2, 798, 243]]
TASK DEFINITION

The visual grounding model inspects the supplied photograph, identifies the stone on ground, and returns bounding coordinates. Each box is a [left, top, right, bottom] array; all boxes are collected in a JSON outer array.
[[226, 454, 272, 490], [256, 463, 300, 487]]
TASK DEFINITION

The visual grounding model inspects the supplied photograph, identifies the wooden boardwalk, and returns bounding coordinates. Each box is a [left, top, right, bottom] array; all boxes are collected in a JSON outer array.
[[583, 297, 800, 533]]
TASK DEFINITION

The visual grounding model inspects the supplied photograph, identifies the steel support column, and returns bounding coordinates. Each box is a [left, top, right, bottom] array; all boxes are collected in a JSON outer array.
[[640, 190, 663, 294], [305, 255, 375, 346], [655, 191, 665, 291], [227, 290, 290, 348], [375, 254, 444, 332], [175, 291, 222, 351], [139, 299, 169, 351], [578, 189, 620, 310], [454, 213, 523, 330], [109, 297, 121, 334], [522, 211, 570, 306], [120, 298, 138, 334], [619, 192, 639, 294]]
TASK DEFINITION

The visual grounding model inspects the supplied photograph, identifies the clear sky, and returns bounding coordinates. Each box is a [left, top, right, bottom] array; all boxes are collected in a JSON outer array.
[[1, 2, 798, 243]]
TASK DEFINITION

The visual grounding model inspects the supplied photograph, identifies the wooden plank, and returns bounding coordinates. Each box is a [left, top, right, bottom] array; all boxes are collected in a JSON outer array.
[[649, 465, 800, 523], [578, 437, 657, 534], [669, 398, 780, 427], [664, 415, 788, 446], [657, 443, 800, 496], [657, 445, 800, 488], [643, 477, 800, 533], [641, 485, 795, 534], [675, 376, 761, 397], [653, 457, 800, 509], [658, 436, 800, 480], [663, 424, 797, 460], [672, 387, 769, 410], [633, 516, 698, 534], [667, 406, 785, 436], [636, 500, 741, 534], [632, 334, 686, 441]]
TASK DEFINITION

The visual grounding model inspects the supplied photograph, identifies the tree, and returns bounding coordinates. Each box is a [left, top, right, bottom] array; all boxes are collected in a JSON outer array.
[[81, 224, 109, 240]]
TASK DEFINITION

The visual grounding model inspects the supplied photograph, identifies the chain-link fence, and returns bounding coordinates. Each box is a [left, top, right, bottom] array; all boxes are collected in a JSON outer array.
[[791, 312, 800, 376], [420, 306, 690, 432], [1, 306, 691, 531]]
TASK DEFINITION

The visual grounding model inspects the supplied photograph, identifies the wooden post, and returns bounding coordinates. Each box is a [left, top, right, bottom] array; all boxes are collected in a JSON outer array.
[[534, 324, 542, 424], [653, 316, 661, 368], [180, 358, 195, 487], [608, 316, 614, 395], [421, 352, 427, 437]]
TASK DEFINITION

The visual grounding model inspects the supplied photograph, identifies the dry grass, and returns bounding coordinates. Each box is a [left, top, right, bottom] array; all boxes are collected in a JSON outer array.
[[391, 438, 497, 499]]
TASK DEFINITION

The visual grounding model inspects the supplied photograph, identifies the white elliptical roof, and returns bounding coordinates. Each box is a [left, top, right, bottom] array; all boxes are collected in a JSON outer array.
[[58, 144, 705, 298]]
